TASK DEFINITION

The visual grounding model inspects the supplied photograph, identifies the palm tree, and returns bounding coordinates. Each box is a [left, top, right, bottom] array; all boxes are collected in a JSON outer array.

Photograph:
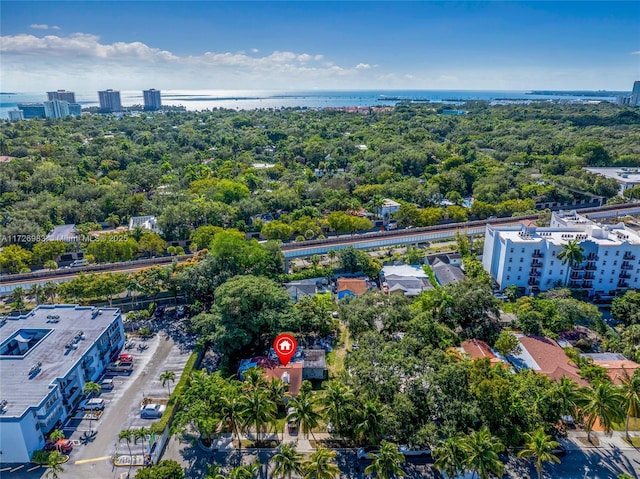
[[620, 369, 640, 442], [45, 450, 65, 479], [579, 382, 625, 443], [228, 462, 259, 479], [287, 390, 321, 441], [221, 391, 245, 451], [354, 401, 385, 446], [327, 250, 337, 267], [10, 287, 26, 312], [82, 381, 101, 433], [206, 464, 227, 479], [160, 370, 176, 397], [272, 443, 304, 479], [550, 377, 581, 422], [433, 435, 468, 479], [242, 367, 267, 391], [134, 427, 150, 456], [240, 388, 277, 444], [43, 281, 58, 304], [49, 429, 65, 442], [302, 448, 340, 479], [364, 441, 406, 479], [28, 283, 45, 305], [463, 426, 505, 479], [118, 429, 134, 456], [557, 239, 585, 287], [321, 381, 353, 434], [517, 428, 561, 479], [267, 378, 288, 410]]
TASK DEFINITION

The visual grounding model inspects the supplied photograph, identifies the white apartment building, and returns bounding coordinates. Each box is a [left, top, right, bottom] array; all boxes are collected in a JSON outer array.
[[0, 306, 124, 463], [483, 211, 640, 298]]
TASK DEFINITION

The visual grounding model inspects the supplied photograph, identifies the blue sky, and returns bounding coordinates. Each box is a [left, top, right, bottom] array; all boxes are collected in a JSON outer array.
[[1, 1, 639, 92]]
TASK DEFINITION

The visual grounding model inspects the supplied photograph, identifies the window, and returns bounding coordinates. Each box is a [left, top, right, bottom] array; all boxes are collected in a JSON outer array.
[[508, 267, 512, 272], [616, 251, 620, 256], [560, 270, 564, 275], [510, 248, 514, 253], [521, 248, 525, 253], [506, 276, 510, 281], [610, 278, 614, 283], [601, 270, 604, 275], [520, 258, 524, 263], [519, 267, 522, 272], [603, 261, 606, 266], [612, 270, 615, 275], [605, 251, 609, 256], [552, 251, 556, 256], [613, 261, 617, 266], [550, 260, 554, 266], [509, 258, 512, 263], [599, 279, 603, 283], [517, 276, 521, 280], [549, 270, 553, 275]]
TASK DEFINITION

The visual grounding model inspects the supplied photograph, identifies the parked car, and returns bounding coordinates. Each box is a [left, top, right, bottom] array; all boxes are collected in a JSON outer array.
[[357, 446, 379, 460], [398, 445, 431, 456], [118, 353, 133, 364], [79, 398, 105, 411], [140, 403, 166, 419], [45, 439, 73, 453], [155, 305, 166, 318], [107, 361, 133, 372], [176, 306, 186, 318], [69, 259, 89, 268], [99, 378, 114, 391]]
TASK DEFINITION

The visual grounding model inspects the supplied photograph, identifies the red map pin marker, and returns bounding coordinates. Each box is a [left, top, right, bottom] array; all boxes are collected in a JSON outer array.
[[274, 333, 297, 367]]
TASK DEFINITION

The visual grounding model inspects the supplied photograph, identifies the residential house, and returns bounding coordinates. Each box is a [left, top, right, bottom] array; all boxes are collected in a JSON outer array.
[[429, 254, 466, 286], [460, 339, 504, 367], [336, 278, 371, 300], [581, 353, 640, 385], [380, 264, 433, 296], [128, 215, 162, 234]]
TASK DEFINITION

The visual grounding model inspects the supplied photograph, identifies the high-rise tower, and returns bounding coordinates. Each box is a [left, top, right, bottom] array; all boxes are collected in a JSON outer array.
[[98, 89, 122, 112], [143, 89, 162, 111]]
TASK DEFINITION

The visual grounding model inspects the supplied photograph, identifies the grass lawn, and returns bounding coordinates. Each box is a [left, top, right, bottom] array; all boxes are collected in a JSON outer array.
[[614, 417, 640, 432], [623, 436, 640, 447], [326, 323, 349, 378]]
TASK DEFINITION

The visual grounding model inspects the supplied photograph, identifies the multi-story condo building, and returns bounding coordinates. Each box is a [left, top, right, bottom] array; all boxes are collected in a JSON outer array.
[[483, 211, 640, 298], [0, 305, 124, 463], [8, 110, 24, 121], [632, 81, 640, 107], [47, 90, 76, 103], [98, 89, 122, 112], [143, 89, 162, 110], [17, 103, 46, 119], [43, 99, 70, 119]]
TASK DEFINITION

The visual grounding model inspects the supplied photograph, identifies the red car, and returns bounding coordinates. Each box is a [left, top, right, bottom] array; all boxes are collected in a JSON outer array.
[[45, 439, 73, 453], [119, 354, 133, 364]]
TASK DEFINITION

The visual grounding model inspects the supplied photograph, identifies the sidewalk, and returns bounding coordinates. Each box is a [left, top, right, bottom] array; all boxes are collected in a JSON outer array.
[[566, 430, 640, 451]]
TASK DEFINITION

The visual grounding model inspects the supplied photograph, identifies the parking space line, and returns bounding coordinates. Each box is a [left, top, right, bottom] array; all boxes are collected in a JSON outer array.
[[27, 465, 41, 472], [0, 467, 12, 472], [74, 456, 111, 465], [10, 465, 24, 472]]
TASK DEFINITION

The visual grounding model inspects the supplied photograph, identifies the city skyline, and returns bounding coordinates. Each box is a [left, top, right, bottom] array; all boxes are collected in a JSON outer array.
[[1, 1, 639, 92]]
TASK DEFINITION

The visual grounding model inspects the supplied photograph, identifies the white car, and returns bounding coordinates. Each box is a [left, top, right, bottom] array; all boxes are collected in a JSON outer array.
[[398, 445, 431, 456], [140, 403, 166, 419], [79, 398, 105, 411], [356, 446, 379, 460]]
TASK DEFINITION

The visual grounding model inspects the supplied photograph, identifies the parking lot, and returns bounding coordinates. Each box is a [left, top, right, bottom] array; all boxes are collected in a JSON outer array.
[[7, 316, 194, 479]]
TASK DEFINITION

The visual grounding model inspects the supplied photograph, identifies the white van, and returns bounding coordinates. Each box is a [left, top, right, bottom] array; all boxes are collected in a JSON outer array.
[[69, 259, 89, 267]]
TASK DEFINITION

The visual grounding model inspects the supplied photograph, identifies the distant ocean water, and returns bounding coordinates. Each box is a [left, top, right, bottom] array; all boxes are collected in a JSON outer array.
[[0, 89, 618, 119]]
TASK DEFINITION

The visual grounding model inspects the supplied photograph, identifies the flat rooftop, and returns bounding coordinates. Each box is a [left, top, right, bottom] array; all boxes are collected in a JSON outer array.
[[585, 167, 640, 185], [492, 224, 640, 246], [0, 305, 121, 419]]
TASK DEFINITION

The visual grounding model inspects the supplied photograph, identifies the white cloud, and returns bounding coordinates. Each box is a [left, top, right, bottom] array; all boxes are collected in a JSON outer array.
[[30, 24, 60, 30], [632, 51, 640, 55], [0, 31, 379, 90]]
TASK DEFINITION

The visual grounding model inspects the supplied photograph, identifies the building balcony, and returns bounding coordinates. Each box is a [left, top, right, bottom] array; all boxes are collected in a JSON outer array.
[[570, 272, 584, 279], [584, 273, 596, 280], [529, 270, 541, 277], [528, 279, 540, 286], [621, 263, 634, 270], [587, 254, 599, 261], [572, 264, 585, 271], [618, 281, 629, 288], [530, 261, 543, 268], [585, 263, 597, 271], [620, 272, 632, 279], [623, 253, 636, 260], [532, 252, 544, 258]]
